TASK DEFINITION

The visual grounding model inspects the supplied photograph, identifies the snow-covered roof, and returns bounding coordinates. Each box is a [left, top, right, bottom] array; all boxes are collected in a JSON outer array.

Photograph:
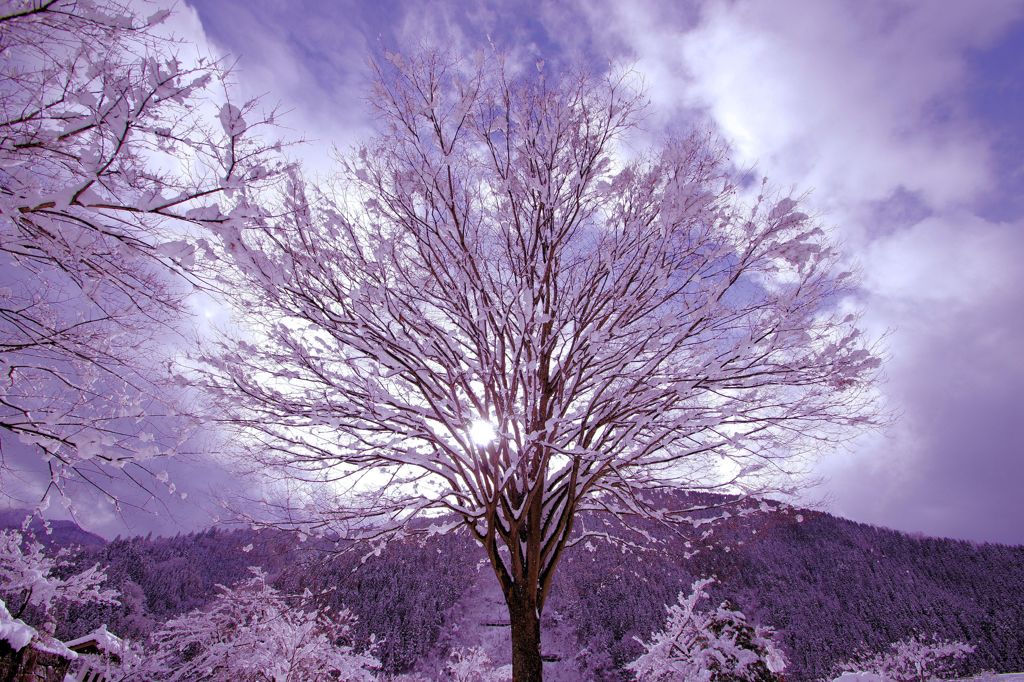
[[31, 634, 76, 659], [65, 623, 122, 655]]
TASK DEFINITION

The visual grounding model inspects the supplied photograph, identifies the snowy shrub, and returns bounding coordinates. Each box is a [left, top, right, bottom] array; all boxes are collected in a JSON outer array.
[[836, 634, 975, 681], [628, 577, 786, 682], [145, 567, 379, 681], [443, 646, 512, 682]]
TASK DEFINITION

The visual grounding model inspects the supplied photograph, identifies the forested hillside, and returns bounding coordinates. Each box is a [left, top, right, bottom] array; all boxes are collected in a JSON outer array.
[[8, 508, 1022, 681], [553, 510, 1024, 680]]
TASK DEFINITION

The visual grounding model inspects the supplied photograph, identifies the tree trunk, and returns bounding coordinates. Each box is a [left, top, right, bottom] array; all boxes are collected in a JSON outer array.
[[507, 585, 544, 682]]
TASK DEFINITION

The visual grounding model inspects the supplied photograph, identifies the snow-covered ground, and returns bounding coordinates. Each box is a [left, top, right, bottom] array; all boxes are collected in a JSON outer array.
[[411, 565, 586, 681]]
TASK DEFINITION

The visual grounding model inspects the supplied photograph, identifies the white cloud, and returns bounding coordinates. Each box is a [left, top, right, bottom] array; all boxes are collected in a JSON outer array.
[[618, 0, 1024, 213], [863, 214, 1020, 305]]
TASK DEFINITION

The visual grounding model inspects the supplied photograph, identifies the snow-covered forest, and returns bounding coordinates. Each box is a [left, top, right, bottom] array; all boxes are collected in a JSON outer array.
[[2, 505, 1023, 680], [2, 0, 1022, 680]]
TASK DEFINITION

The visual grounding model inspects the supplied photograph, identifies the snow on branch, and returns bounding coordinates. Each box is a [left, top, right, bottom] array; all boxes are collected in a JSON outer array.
[[0, 0, 288, 508], [0, 528, 118, 627]]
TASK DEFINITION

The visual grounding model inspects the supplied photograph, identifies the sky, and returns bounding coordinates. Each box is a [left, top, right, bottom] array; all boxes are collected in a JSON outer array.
[[25, 0, 1024, 544]]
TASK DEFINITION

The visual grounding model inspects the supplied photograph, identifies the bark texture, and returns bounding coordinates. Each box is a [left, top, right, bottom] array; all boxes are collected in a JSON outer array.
[[507, 586, 544, 682]]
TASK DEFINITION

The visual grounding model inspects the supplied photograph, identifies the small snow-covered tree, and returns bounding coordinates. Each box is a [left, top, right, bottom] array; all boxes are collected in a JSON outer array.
[[0, 0, 283, 505], [199, 50, 880, 681], [836, 634, 975, 682], [0, 528, 118, 624], [629, 578, 786, 682], [146, 567, 379, 681], [445, 646, 512, 682]]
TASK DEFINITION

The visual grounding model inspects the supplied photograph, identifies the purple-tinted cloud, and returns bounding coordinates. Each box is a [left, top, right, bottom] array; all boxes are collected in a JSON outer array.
[[1, 435, 249, 539], [819, 211, 1024, 544]]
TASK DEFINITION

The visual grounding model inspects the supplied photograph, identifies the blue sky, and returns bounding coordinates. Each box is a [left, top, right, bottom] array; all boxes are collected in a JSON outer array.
[[45, 0, 1024, 544]]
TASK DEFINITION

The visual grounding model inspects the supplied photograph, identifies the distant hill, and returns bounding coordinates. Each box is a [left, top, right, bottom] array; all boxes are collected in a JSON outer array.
[[4, 503, 1022, 681], [0, 509, 106, 548]]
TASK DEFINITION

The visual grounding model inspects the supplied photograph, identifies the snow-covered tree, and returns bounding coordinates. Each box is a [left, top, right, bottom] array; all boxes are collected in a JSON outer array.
[[198, 50, 880, 680], [628, 577, 785, 682], [0, 528, 118, 624], [0, 0, 283, 506], [145, 567, 379, 681], [836, 634, 975, 682]]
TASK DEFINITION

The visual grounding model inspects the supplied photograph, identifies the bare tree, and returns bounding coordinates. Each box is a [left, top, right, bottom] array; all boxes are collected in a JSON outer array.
[[0, 0, 282, 508], [200, 51, 881, 681]]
